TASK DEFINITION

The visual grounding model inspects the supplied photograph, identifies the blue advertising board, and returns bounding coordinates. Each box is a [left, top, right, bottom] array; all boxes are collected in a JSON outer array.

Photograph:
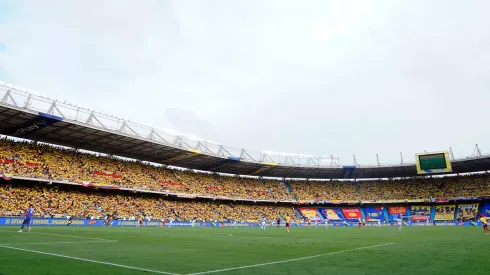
[[0, 218, 478, 227], [364, 207, 385, 222], [0, 218, 263, 227], [8, 112, 63, 137], [480, 203, 490, 217]]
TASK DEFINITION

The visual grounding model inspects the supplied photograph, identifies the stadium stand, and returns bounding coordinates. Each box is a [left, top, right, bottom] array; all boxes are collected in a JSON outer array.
[[2, 138, 490, 207], [0, 139, 294, 200], [288, 180, 360, 202], [0, 181, 296, 222]]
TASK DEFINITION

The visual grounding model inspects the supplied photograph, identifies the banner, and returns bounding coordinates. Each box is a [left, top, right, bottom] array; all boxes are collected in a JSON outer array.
[[388, 206, 408, 215], [364, 207, 385, 222], [457, 204, 478, 220], [79, 182, 120, 190], [91, 171, 122, 179], [161, 181, 184, 187], [341, 208, 362, 220], [388, 206, 408, 221], [481, 203, 490, 217], [298, 208, 322, 221], [319, 208, 343, 221], [0, 173, 13, 180], [411, 205, 431, 221], [434, 205, 456, 221]]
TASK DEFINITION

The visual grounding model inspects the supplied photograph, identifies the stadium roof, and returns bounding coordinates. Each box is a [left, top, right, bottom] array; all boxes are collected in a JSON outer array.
[[1, 83, 489, 179]]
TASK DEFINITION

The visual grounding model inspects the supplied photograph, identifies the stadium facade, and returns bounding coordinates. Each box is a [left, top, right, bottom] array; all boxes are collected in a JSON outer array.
[[2, 83, 490, 229], [1, 83, 489, 180]]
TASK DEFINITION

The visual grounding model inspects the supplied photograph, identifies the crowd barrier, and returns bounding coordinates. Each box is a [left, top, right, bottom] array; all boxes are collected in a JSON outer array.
[[0, 218, 262, 227], [0, 218, 480, 227]]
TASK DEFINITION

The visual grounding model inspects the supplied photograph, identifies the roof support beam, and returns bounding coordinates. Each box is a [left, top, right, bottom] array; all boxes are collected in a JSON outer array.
[[118, 120, 139, 136], [47, 101, 65, 117], [240, 149, 255, 162], [473, 144, 482, 158], [86, 112, 107, 129], [148, 128, 169, 144], [1, 89, 18, 106]]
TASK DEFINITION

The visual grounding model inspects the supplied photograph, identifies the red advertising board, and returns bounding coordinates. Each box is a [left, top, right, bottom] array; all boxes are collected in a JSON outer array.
[[341, 208, 362, 219], [388, 206, 408, 215], [411, 216, 430, 222]]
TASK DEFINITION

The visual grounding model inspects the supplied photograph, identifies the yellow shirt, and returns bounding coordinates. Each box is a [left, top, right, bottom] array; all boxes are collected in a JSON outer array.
[[285, 217, 290, 223], [480, 217, 487, 225]]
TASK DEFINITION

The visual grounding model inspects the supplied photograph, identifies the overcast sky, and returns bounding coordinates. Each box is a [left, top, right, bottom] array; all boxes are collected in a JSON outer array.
[[1, 0, 490, 166]]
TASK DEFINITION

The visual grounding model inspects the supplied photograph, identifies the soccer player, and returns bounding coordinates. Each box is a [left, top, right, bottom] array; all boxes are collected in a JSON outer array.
[[276, 218, 280, 228], [168, 217, 174, 228], [66, 215, 73, 226], [232, 220, 237, 228], [105, 214, 113, 226], [18, 204, 34, 233], [377, 220, 381, 227], [285, 216, 291, 232], [480, 214, 489, 235], [357, 218, 362, 228], [137, 216, 143, 228], [260, 218, 266, 231], [324, 219, 329, 230], [361, 218, 366, 228], [307, 218, 311, 228], [397, 218, 402, 231], [315, 220, 319, 228]]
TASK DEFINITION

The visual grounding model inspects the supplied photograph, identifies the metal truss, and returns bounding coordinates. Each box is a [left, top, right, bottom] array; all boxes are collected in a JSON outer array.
[[0, 83, 343, 167]]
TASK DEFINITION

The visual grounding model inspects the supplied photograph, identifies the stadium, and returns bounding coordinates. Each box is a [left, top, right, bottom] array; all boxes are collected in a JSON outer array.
[[2, 2, 490, 274], [1, 81, 490, 274]]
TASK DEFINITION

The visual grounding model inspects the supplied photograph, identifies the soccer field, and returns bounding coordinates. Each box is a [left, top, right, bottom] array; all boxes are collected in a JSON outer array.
[[0, 225, 484, 275]]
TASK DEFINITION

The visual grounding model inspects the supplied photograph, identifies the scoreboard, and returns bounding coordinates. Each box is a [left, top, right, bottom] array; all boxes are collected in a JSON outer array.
[[415, 151, 452, 175]]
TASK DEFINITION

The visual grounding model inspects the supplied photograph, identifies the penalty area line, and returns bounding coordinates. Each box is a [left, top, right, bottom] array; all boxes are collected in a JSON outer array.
[[0, 245, 180, 275], [186, 242, 395, 275]]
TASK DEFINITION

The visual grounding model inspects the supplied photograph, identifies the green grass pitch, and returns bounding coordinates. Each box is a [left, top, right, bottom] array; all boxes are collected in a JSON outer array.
[[0, 225, 485, 274]]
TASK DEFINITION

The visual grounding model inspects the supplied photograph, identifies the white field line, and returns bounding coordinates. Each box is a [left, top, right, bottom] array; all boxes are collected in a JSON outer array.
[[0, 240, 118, 246], [186, 242, 395, 275], [0, 245, 180, 275], [29, 232, 114, 241], [0, 230, 115, 241]]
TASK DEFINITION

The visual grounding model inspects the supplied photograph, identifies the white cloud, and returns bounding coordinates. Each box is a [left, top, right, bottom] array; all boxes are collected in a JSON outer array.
[[2, 0, 490, 165]]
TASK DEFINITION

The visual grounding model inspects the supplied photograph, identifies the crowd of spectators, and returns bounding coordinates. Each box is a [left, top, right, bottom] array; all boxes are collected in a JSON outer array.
[[288, 175, 490, 202], [1, 139, 490, 203], [0, 182, 296, 221], [0, 139, 293, 200], [288, 180, 360, 201]]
